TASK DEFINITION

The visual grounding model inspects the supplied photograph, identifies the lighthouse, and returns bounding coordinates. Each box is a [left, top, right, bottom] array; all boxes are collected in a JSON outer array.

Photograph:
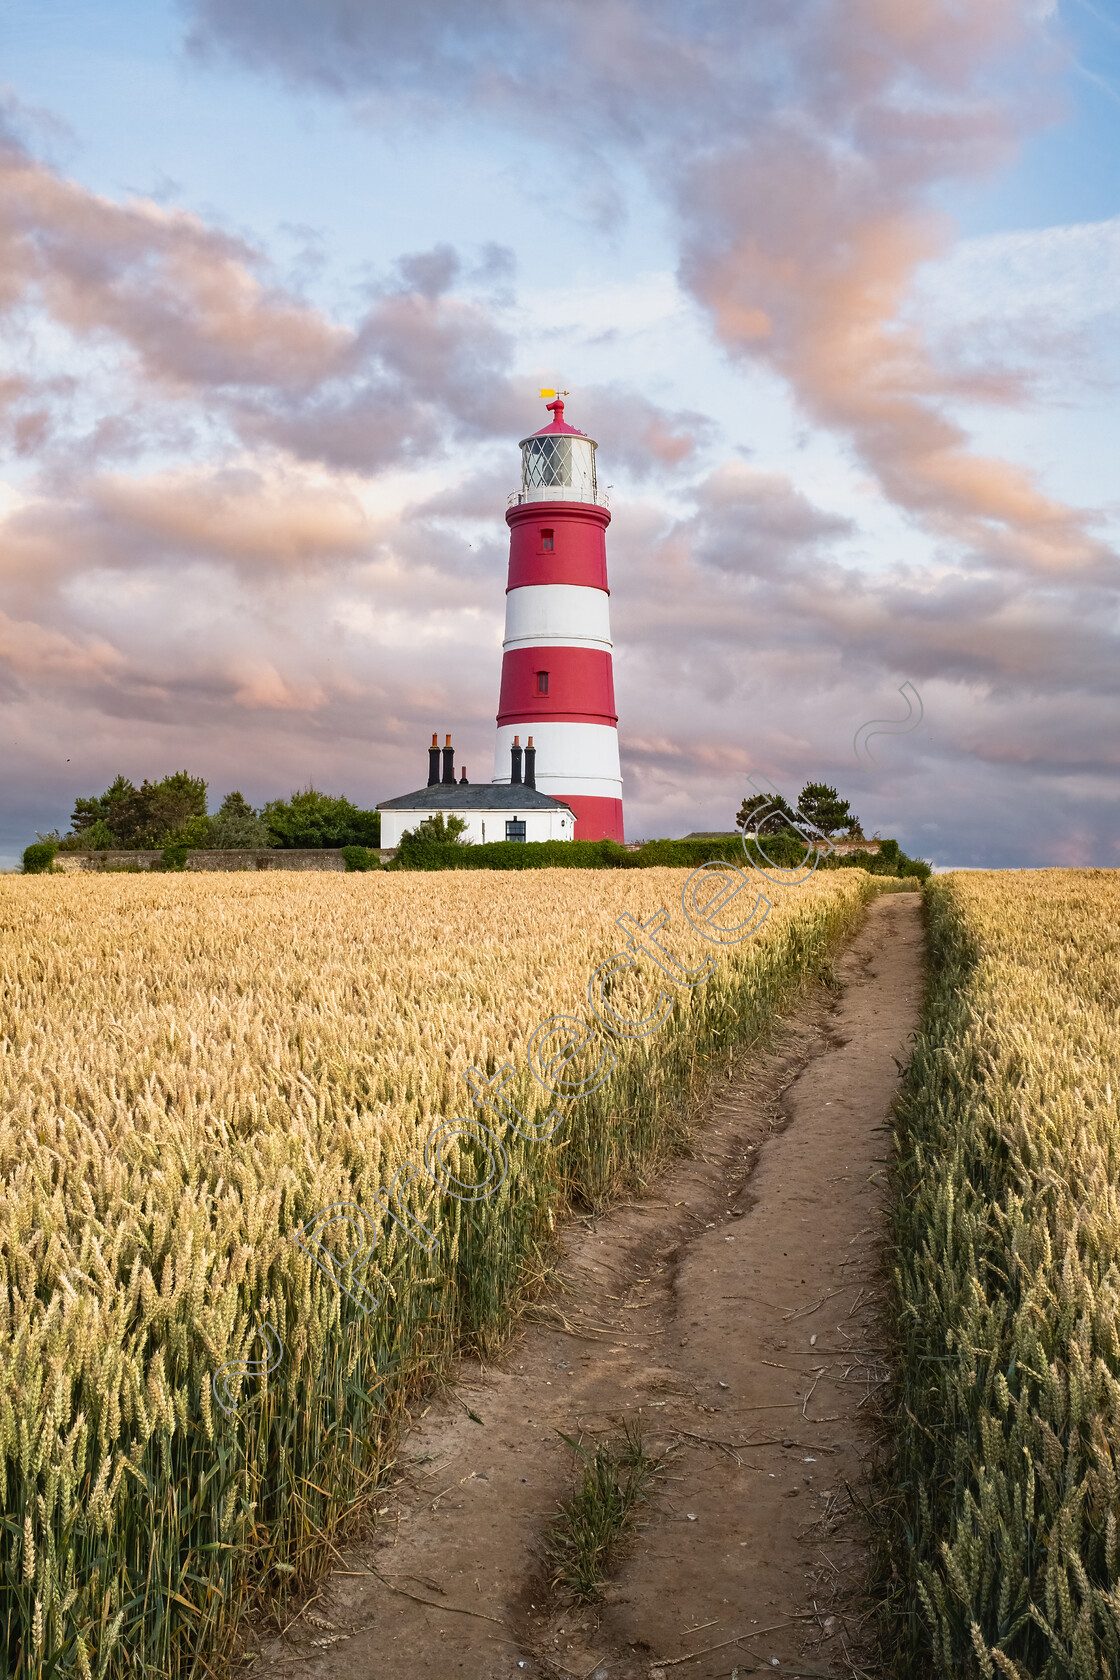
[[493, 397, 624, 842]]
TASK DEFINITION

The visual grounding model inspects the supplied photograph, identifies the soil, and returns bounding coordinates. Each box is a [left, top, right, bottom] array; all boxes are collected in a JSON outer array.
[[241, 890, 924, 1680]]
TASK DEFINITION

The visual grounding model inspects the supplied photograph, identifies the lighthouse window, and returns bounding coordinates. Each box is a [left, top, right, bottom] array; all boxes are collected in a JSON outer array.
[[540, 529, 554, 551], [523, 435, 573, 488], [505, 820, 527, 843], [536, 670, 549, 694]]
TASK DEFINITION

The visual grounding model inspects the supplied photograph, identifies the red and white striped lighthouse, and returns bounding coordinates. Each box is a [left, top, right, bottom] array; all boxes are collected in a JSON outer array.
[[493, 397, 624, 842]]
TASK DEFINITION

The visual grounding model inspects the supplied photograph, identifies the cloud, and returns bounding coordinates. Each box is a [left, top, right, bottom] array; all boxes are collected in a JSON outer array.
[[91, 463, 375, 567], [183, 0, 1115, 579], [0, 609, 125, 689], [572, 386, 714, 477], [0, 117, 534, 473]]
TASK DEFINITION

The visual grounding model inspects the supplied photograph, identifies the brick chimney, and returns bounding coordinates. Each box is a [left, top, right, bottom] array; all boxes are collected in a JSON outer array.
[[441, 733, 454, 785], [428, 732, 440, 787]]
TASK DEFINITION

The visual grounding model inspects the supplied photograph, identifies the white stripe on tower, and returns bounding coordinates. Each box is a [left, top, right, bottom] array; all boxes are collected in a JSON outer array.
[[501, 584, 613, 653]]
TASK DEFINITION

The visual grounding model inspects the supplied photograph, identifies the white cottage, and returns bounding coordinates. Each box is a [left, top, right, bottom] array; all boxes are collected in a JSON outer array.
[[376, 734, 576, 848]]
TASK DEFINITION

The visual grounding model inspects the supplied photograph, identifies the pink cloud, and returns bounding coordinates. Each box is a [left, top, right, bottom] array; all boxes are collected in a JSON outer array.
[[0, 609, 125, 685]]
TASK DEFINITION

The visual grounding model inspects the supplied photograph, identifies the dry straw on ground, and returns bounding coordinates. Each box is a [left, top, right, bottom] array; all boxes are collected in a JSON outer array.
[[0, 866, 874, 1677], [890, 868, 1120, 1679]]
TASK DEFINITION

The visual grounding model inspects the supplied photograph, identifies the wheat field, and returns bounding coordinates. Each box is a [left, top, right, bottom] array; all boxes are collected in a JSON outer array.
[[890, 869, 1120, 1678], [0, 865, 876, 1677]]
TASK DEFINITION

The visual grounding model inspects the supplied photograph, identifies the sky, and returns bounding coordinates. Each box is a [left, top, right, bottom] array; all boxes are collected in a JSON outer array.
[[0, 0, 1118, 871]]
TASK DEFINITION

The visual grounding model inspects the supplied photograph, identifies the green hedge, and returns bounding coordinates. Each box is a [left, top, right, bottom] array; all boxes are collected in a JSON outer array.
[[385, 830, 929, 875]]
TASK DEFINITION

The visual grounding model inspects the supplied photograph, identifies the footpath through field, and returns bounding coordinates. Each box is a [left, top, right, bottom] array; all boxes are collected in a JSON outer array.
[[245, 891, 924, 1680]]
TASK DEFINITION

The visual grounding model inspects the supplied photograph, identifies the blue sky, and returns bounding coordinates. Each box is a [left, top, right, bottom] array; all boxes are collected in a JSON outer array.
[[0, 0, 1118, 868]]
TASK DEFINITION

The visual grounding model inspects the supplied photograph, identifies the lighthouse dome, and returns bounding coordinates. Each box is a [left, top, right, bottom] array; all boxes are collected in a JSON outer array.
[[515, 398, 602, 506]]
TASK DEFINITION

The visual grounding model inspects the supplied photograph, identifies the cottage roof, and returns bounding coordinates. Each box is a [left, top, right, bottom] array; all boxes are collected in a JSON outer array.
[[376, 783, 573, 814]]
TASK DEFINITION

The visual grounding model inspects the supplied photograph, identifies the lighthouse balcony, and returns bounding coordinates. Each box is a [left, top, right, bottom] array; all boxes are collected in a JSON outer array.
[[508, 486, 611, 509]]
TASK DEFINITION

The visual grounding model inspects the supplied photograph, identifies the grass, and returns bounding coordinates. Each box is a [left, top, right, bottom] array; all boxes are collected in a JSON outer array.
[[546, 1420, 662, 1600]]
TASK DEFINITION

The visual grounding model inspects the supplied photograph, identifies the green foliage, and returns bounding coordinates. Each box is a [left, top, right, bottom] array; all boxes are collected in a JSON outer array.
[[388, 832, 823, 873], [737, 781, 861, 844], [70, 773, 134, 836], [158, 844, 190, 871], [392, 812, 471, 869], [21, 842, 58, 874], [341, 845, 380, 872], [796, 781, 859, 837], [208, 791, 276, 850], [262, 787, 380, 849], [389, 835, 622, 872], [176, 814, 212, 849], [735, 790, 797, 836], [58, 818, 118, 852], [67, 771, 208, 849], [819, 835, 930, 880]]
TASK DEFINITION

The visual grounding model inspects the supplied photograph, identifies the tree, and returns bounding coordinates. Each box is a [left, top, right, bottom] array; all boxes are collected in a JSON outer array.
[[795, 783, 859, 838], [139, 772, 208, 845], [208, 791, 275, 849], [71, 774, 135, 837], [66, 771, 208, 849], [262, 786, 381, 849], [735, 791, 797, 836]]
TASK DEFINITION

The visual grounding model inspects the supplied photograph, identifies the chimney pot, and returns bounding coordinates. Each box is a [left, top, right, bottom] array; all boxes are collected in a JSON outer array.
[[460, 766, 468, 783]]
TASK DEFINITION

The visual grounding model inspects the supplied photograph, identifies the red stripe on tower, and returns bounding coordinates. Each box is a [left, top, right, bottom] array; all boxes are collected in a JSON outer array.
[[493, 397, 624, 842]]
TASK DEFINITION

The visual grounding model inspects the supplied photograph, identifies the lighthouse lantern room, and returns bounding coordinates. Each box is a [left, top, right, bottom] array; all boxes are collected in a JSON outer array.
[[493, 397, 625, 842]]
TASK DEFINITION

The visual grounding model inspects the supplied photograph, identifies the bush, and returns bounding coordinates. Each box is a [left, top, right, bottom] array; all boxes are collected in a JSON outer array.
[[341, 845, 380, 872], [158, 843, 190, 871], [22, 842, 58, 874], [58, 819, 118, 852], [392, 813, 471, 870], [262, 787, 381, 849]]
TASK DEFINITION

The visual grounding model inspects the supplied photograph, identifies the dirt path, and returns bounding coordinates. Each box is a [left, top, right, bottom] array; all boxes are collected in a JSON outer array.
[[243, 891, 924, 1680]]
